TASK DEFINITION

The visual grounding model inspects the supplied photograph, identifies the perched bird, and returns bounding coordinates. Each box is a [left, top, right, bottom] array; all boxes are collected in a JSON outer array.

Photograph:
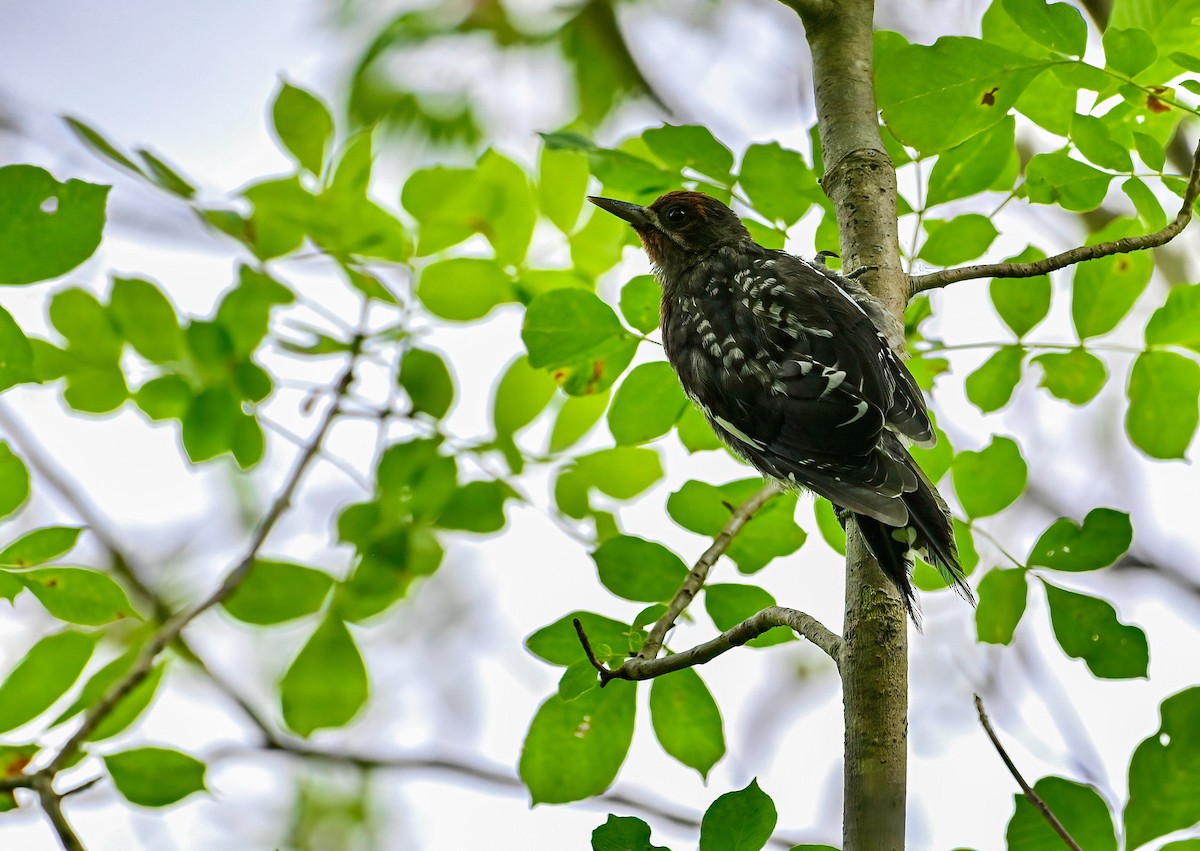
[[589, 190, 971, 623]]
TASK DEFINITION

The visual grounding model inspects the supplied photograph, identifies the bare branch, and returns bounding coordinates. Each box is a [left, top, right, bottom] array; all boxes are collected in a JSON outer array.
[[974, 694, 1083, 851], [43, 357, 358, 776], [909, 139, 1200, 295], [33, 775, 84, 851], [584, 606, 842, 684], [639, 483, 782, 662]]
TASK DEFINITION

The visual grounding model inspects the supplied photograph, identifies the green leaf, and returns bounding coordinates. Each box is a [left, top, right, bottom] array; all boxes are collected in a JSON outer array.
[[136, 149, 195, 199], [926, 115, 1018, 206], [965, 346, 1025, 413], [1125, 687, 1200, 849], [574, 447, 663, 500], [572, 204, 635, 278], [592, 535, 687, 602], [64, 115, 144, 174], [1016, 67, 1078, 136], [241, 175, 313, 259], [700, 779, 777, 851], [558, 661, 600, 702], [14, 567, 137, 625], [975, 567, 1028, 644], [706, 583, 794, 648], [1074, 226, 1154, 340], [109, 277, 183, 362], [550, 389, 611, 453], [526, 611, 644, 667], [181, 387, 238, 463], [0, 744, 38, 810], [1146, 283, 1200, 351], [1029, 508, 1132, 571], [1123, 177, 1167, 231], [1025, 151, 1113, 212], [919, 214, 999, 265], [607, 362, 688, 445], [51, 649, 164, 739], [105, 747, 206, 808], [1043, 582, 1148, 678], [271, 81, 334, 175], [0, 306, 35, 391], [493, 355, 558, 437], [0, 526, 83, 567], [619, 275, 661, 335], [650, 668, 725, 779], [912, 423, 953, 484], [523, 289, 627, 369], [135, 375, 193, 421], [1104, 27, 1157, 77], [1126, 351, 1200, 459], [221, 560, 333, 625], [417, 258, 515, 322], [875, 32, 1050, 153], [965, 225, 1042, 321], [520, 680, 636, 804], [281, 615, 369, 736], [214, 266, 294, 356], [49, 287, 121, 358], [667, 480, 801, 574], [1002, 0, 1087, 56], [676, 405, 724, 453], [1071, 114, 1133, 172], [738, 143, 818, 224], [1133, 131, 1166, 171], [813, 498, 847, 555], [0, 443, 30, 521], [1032, 349, 1107, 404], [592, 815, 668, 851], [0, 165, 109, 285], [1006, 776, 1116, 851], [400, 348, 454, 419], [0, 631, 95, 734], [437, 480, 511, 534], [952, 436, 1027, 518], [538, 147, 589, 233], [62, 363, 128, 414], [643, 124, 734, 180]]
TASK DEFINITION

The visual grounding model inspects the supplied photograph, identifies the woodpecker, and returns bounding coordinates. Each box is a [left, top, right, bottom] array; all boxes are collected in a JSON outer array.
[[588, 190, 971, 623]]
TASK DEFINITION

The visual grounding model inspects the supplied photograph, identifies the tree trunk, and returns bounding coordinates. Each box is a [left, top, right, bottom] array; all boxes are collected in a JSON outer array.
[[791, 1, 910, 848]]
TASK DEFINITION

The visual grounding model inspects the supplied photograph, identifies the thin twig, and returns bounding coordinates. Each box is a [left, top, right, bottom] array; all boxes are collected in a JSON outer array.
[[33, 775, 84, 851], [974, 694, 1083, 851], [43, 357, 357, 776], [582, 606, 843, 684], [639, 483, 782, 662], [909, 139, 1200, 294]]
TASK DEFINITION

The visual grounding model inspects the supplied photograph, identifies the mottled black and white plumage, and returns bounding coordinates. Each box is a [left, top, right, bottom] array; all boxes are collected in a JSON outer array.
[[589, 190, 971, 623]]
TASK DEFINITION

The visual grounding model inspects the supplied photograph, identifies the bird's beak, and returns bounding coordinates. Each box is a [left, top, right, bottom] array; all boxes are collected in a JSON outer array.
[[588, 196, 652, 228]]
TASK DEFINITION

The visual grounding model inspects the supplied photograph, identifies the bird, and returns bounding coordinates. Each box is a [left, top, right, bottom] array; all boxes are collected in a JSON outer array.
[[588, 190, 971, 623]]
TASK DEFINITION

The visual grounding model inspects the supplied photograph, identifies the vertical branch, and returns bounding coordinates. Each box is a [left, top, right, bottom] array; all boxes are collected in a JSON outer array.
[[788, 0, 911, 848]]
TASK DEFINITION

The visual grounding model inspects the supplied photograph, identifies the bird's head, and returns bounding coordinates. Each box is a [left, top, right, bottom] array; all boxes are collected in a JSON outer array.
[[587, 190, 751, 269]]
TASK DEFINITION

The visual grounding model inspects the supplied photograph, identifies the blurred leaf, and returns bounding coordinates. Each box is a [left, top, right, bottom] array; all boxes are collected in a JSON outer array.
[[0, 631, 94, 734], [667, 480, 801, 574], [438, 480, 512, 534], [1072, 221, 1153, 339], [551, 389, 611, 453], [592, 535, 687, 602], [1006, 776, 1116, 851], [222, 560, 333, 625], [105, 748, 206, 808], [109, 277, 183, 363], [0, 306, 35, 391], [539, 147, 589, 233], [1104, 27, 1157, 77], [1032, 349, 1107, 404], [271, 81, 334, 175], [1028, 508, 1132, 571], [738, 143, 818, 224], [1043, 582, 1148, 678], [952, 436, 1027, 518], [619, 275, 661, 335], [1123, 177, 1167, 230], [1125, 687, 1200, 849], [1145, 283, 1200, 351], [573, 446, 664, 500], [64, 116, 144, 174], [242, 175, 313, 259], [563, 0, 661, 125], [181, 387, 238, 463], [13, 567, 138, 626], [1127, 351, 1200, 459], [0, 526, 83, 567], [215, 266, 294, 356], [0, 165, 109, 285], [591, 815, 668, 851], [608, 362, 688, 445], [912, 423, 953, 484], [875, 31, 1049, 153], [523, 289, 627, 369], [281, 614, 369, 736], [0, 745, 37, 810], [965, 345, 1025, 412], [136, 375, 193, 421], [650, 668, 725, 779], [993, 246, 1051, 336], [400, 348, 454, 418], [571, 205, 633, 278], [52, 649, 164, 740], [520, 680, 636, 804], [676, 405, 724, 453], [813, 498, 847, 555], [0, 443, 30, 521], [919, 214, 999, 265], [700, 779, 777, 851], [926, 115, 1019, 206], [706, 583, 793, 648], [50, 287, 121, 359], [493, 355, 558, 437], [1109, 0, 1200, 85], [975, 567, 1028, 644], [135, 149, 195, 199], [526, 611, 644, 667]]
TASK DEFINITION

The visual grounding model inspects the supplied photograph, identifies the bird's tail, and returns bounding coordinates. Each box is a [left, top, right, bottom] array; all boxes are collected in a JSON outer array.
[[853, 462, 972, 627]]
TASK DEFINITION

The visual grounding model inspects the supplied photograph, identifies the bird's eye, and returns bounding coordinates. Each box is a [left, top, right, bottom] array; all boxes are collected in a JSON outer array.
[[665, 206, 689, 225]]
